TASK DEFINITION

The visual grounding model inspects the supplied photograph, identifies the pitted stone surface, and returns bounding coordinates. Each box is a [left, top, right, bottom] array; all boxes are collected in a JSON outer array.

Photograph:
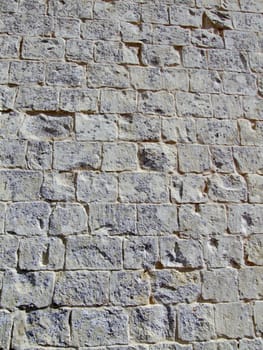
[[0, 0, 262, 348]]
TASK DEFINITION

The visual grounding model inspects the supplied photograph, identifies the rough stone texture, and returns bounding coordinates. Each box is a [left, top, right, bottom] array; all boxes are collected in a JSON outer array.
[[0, 0, 262, 348]]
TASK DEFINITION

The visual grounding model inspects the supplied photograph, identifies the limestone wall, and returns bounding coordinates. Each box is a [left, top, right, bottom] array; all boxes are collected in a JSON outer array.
[[0, 0, 262, 349]]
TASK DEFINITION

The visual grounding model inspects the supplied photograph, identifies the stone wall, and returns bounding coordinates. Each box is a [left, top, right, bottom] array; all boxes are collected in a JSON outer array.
[[0, 0, 262, 349]]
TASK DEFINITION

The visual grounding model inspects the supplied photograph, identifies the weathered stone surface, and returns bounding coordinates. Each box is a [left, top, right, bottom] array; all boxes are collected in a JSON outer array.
[[76, 114, 117, 141], [77, 172, 117, 203], [153, 25, 190, 46], [151, 270, 201, 304], [27, 141, 52, 170], [102, 143, 137, 171], [54, 141, 101, 170], [0, 111, 23, 139], [238, 267, 263, 299], [239, 338, 263, 350], [247, 174, 263, 203], [119, 114, 161, 141], [15, 86, 59, 111], [1, 270, 55, 309], [245, 234, 263, 265], [0, 86, 16, 110], [6, 201, 51, 236], [101, 89, 136, 114], [19, 237, 65, 270], [66, 39, 93, 62], [190, 69, 222, 93], [20, 114, 72, 140], [119, 173, 169, 203], [202, 269, 238, 302], [129, 305, 175, 343], [139, 91, 175, 115], [137, 204, 178, 235], [215, 303, 254, 338], [41, 172, 75, 201], [204, 236, 243, 268], [87, 64, 130, 89], [228, 204, 263, 235], [233, 147, 263, 174], [178, 304, 215, 341], [123, 237, 158, 270], [53, 271, 109, 306], [212, 94, 242, 119], [178, 144, 211, 173], [176, 92, 212, 118], [0, 170, 42, 200], [171, 174, 208, 203], [196, 119, 238, 145], [9, 61, 44, 84], [0, 235, 19, 269], [179, 204, 227, 238], [12, 309, 70, 347], [50, 203, 87, 235], [0, 310, 12, 349], [60, 89, 98, 112], [254, 301, 263, 335], [54, 17, 80, 38], [22, 37, 64, 60], [89, 204, 136, 235], [162, 117, 196, 143], [110, 271, 150, 306], [160, 236, 204, 268], [46, 63, 85, 87], [141, 44, 180, 67], [208, 174, 247, 202], [210, 146, 234, 173], [66, 236, 122, 270], [139, 143, 177, 172], [71, 308, 128, 347], [0, 35, 20, 58], [0, 140, 26, 167]]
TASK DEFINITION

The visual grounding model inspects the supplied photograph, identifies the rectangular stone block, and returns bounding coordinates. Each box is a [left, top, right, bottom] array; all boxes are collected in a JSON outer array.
[[71, 308, 128, 347], [41, 172, 75, 201], [129, 305, 175, 343], [20, 114, 73, 141], [95, 41, 138, 65], [49, 0, 92, 18], [53, 271, 109, 306], [170, 7, 202, 27], [19, 237, 65, 270], [225, 30, 260, 51], [87, 64, 130, 89], [110, 271, 150, 306], [247, 174, 263, 203], [178, 304, 215, 341], [18, 0, 47, 14], [1, 270, 55, 309], [119, 173, 169, 203], [94, 0, 140, 22], [239, 267, 263, 299], [223, 72, 257, 95], [249, 52, 263, 73], [196, 119, 239, 145], [54, 17, 80, 38], [0, 310, 12, 350], [179, 204, 227, 239], [77, 172, 117, 203], [138, 91, 175, 115], [202, 269, 239, 302], [178, 144, 211, 173], [6, 201, 51, 236], [124, 237, 158, 270], [0, 0, 18, 12], [208, 49, 249, 72], [66, 38, 93, 62], [139, 143, 176, 172], [0, 235, 19, 269], [233, 146, 263, 174], [0, 62, 9, 84], [60, 88, 98, 112], [119, 114, 161, 141], [22, 37, 64, 60], [0, 86, 16, 110], [137, 205, 178, 235], [49, 203, 88, 236], [160, 236, 204, 268], [153, 25, 190, 45], [212, 94, 242, 119], [0, 140, 26, 167], [171, 174, 208, 203], [152, 270, 201, 304], [0, 170, 42, 201], [245, 234, 263, 266], [190, 69, 222, 93], [208, 174, 247, 202], [66, 235, 122, 270], [142, 3, 169, 24], [102, 143, 137, 171], [82, 20, 120, 40], [254, 301, 263, 335], [27, 141, 52, 170], [121, 22, 152, 44], [9, 61, 44, 84], [0, 111, 23, 139], [12, 309, 70, 347], [89, 203, 136, 235], [192, 29, 224, 48], [130, 67, 163, 91], [101, 89, 136, 113], [76, 113, 117, 141], [239, 339, 263, 350], [182, 46, 207, 68], [15, 86, 59, 111], [215, 303, 254, 338], [46, 63, 85, 87], [162, 117, 196, 143], [204, 236, 243, 268], [163, 68, 189, 91], [243, 97, 263, 120], [176, 92, 213, 118], [54, 141, 101, 171], [0, 203, 5, 233], [239, 120, 263, 146], [141, 44, 180, 67]]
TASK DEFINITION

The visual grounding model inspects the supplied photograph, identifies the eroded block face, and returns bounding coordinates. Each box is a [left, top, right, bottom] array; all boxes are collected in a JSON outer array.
[[0, 0, 261, 348]]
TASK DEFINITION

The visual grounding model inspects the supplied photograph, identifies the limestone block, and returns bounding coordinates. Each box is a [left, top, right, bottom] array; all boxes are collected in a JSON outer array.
[[208, 174, 247, 202], [171, 174, 208, 203], [76, 114, 117, 141], [15, 87, 59, 111], [141, 3, 169, 24], [196, 119, 238, 145], [210, 146, 234, 173], [190, 69, 222, 93], [82, 20, 120, 41], [0, 86, 16, 110], [60, 89, 98, 112], [212, 94, 242, 119], [9, 61, 44, 84], [0, 111, 23, 138], [153, 25, 190, 46], [233, 146, 263, 174], [138, 91, 175, 115], [178, 144, 211, 173], [139, 143, 177, 172], [0, 310, 12, 349], [228, 204, 263, 235], [176, 92, 212, 118], [182, 47, 207, 68], [94, 0, 140, 22], [170, 7, 202, 27], [54, 18, 80, 38], [102, 143, 137, 171], [141, 45, 180, 67], [192, 29, 224, 48], [22, 37, 64, 60], [238, 267, 263, 299], [0, 235, 19, 269], [87, 64, 130, 89], [162, 117, 196, 143], [0, 140, 26, 167], [46, 63, 85, 87], [41, 172, 75, 201], [247, 174, 263, 203], [27, 141, 52, 170], [101, 89, 136, 113], [254, 301, 263, 335], [66, 39, 93, 62], [245, 234, 263, 265], [49, 0, 93, 18], [223, 72, 257, 95]]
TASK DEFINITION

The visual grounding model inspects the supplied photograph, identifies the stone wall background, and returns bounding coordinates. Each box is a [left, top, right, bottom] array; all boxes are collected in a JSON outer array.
[[0, 0, 262, 349]]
